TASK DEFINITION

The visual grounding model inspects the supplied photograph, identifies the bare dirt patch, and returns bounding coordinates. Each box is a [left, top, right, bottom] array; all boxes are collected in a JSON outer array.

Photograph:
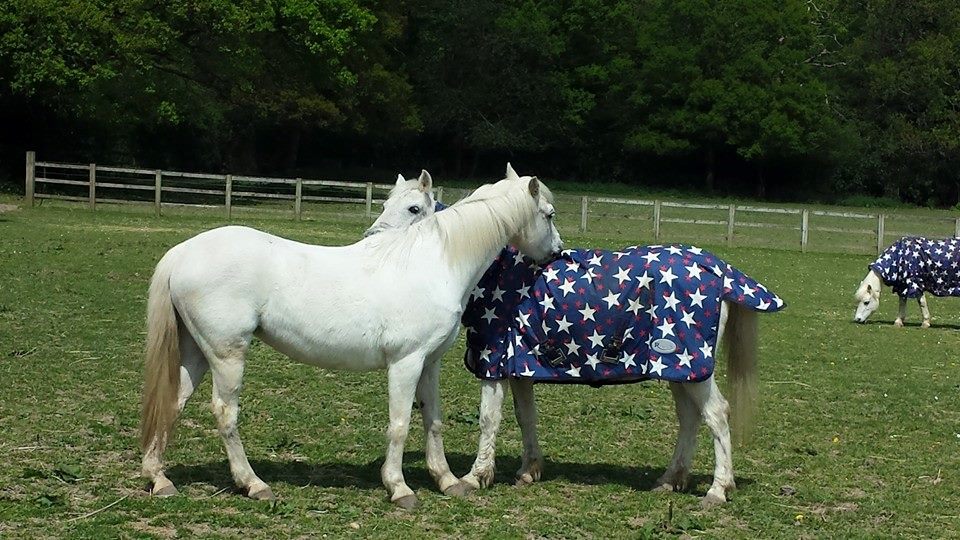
[[0, 204, 17, 213]]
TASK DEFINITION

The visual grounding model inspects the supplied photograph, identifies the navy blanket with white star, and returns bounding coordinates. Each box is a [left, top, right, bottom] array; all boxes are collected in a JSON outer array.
[[462, 245, 785, 384], [870, 237, 960, 298]]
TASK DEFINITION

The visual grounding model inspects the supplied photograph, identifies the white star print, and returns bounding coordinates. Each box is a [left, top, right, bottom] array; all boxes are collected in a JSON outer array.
[[565, 366, 581, 377], [666, 246, 683, 255], [739, 284, 756, 298], [657, 319, 675, 337], [627, 297, 643, 315], [685, 264, 703, 280], [470, 285, 485, 300], [491, 286, 505, 302], [542, 267, 560, 282], [585, 353, 600, 370], [649, 358, 666, 376], [663, 291, 681, 311], [723, 276, 734, 290], [646, 303, 659, 319], [756, 299, 770, 310], [558, 279, 576, 296], [566, 261, 581, 273], [565, 340, 581, 355], [689, 289, 707, 308], [578, 304, 597, 322], [641, 251, 660, 264], [555, 315, 573, 333], [699, 342, 713, 359], [517, 285, 531, 299], [520, 365, 535, 377], [588, 253, 604, 266], [687, 246, 703, 255], [620, 352, 637, 369], [614, 266, 632, 284], [580, 267, 597, 284], [480, 347, 492, 362], [482, 308, 497, 323], [587, 330, 606, 349], [517, 312, 531, 327], [636, 271, 653, 288], [680, 309, 697, 327], [659, 267, 678, 286], [539, 294, 555, 312], [676, 349, 693, 367], [602, 290, 620, 308]]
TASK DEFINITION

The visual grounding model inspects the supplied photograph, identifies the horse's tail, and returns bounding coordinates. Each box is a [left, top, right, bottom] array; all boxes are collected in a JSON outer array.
[[140, 251, 182, 454], [722, 301, 759, 444]]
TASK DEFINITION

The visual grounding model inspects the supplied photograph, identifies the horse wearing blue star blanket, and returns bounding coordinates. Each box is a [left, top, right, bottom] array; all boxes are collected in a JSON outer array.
[[854, 236, 960, 327], [366, 165, 787, 508]]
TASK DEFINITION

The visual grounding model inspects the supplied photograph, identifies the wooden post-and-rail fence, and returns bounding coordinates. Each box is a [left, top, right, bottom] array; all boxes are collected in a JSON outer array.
[[23, 152, 960, 255], [24, 151, 390, 220]]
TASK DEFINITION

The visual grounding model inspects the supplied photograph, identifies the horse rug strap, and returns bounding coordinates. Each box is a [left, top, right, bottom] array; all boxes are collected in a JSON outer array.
[[870, 236, 960, 298], [463, 244, 785, 385]]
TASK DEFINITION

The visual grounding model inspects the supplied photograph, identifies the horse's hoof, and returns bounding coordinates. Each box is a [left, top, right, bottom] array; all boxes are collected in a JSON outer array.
[[700, 493, 726, 509], [443, 481, 472, 497], [514, 473, 535, 487], [893, 320, 904, 328], [393, 494, 419, 510], [651, 483, 674, 493], [152, 484, 179, 497], [248, 486, 275, 501], [922, 320, 931, 328]]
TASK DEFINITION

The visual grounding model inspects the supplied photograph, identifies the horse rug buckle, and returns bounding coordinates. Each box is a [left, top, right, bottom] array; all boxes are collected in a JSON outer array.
[[538, 344, 567, 367], [602, 338, 622, 364]]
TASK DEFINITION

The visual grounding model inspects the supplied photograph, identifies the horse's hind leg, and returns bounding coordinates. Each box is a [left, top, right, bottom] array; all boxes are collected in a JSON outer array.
[[382, 353, 426, 509], [510, 378, 543, 486], [919, 294, 931, 328], [460, 379, 507, 490], [142, 327, 209, 497], [415, 357, 463, 496], [684, 376, 734, 508], [653, 382, 701, 493]]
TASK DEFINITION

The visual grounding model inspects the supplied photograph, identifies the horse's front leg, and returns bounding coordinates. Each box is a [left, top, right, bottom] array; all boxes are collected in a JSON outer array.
[[894, 295, 907, 327], [510, 378, 543, 486], [415, 357, 469, 496], [684, 376, 735, 508], [918, 294, 931, 328], [460, 379, 507, 490], [382, 354, 426, 509]]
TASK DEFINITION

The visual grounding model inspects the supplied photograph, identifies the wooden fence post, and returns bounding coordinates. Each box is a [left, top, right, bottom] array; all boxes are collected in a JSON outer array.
[[801, 209, 809, 252], [653, 200, 662, 241], [88, 163, 96, 210], [225, 174, 233, 219], [877, 213, 885, 254], [955, 216, 960, 238], [365, 182, 373, 218], [295, 177, 302, 220], [25, 151, 35, 206], [154, 170, 162, 216], [580, 196, 588, 232], [726, 204, 736, 247]]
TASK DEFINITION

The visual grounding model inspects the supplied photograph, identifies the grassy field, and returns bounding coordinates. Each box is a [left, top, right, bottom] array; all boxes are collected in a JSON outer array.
[[1, 196, 959, 538]]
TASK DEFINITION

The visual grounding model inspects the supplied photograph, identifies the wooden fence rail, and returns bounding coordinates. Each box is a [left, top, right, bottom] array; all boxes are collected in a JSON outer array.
[[25, 151, 392, 220], [24, 151, 960, 254]]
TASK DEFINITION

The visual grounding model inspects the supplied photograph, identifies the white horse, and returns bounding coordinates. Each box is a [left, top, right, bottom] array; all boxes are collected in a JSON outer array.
[[366, 167, 768, 508], [139, 171, 563, 509], [854, 270, 930, 327]]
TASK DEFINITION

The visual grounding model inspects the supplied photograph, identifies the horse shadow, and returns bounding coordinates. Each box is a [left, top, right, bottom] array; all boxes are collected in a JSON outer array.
[[166, 452, 747, 496], [856, 320, 960, 330]]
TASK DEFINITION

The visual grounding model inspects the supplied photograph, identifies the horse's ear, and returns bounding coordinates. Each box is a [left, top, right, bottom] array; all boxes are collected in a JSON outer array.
[[527, 177, 540, 198], [866, 283, 874, 295], [418, 170, 433, 193], [506, 162, 520, 181], [396, 174, 406, 187]]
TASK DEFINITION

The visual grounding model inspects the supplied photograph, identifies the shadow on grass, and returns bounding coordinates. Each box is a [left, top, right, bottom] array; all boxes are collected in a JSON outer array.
[[855, 320, 960, 330], [167, 452, 748, 496]]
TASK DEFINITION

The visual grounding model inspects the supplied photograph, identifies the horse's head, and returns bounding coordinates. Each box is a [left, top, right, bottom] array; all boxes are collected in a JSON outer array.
[[504, 163, 564, 263], [853, 270, 881, 323], [363, 170, 437, 237]]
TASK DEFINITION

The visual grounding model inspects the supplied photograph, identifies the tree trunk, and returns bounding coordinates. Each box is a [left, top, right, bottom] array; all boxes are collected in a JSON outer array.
[[705, 145, 716, 191], [756, 164, 766, 199]]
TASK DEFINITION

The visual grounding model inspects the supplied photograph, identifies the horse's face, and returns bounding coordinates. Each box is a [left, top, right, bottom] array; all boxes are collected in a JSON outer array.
[[363, 171, 435, 237], [853, 283, 880, 323], [510, 176, 564, 264]]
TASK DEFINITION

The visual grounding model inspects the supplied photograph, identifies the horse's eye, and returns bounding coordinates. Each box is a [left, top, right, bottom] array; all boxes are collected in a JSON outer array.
[[863, 301, 869, 305], [547, 212, 556, 220], [408, 205, 420, 214]]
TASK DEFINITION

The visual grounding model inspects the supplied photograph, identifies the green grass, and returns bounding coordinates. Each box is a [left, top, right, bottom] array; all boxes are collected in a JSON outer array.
[[1, 197, 959, 538]]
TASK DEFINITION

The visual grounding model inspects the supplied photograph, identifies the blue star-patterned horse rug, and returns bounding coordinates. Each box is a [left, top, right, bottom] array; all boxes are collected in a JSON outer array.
[[463, 244, 785, 385], [870, 236, 960, 298]]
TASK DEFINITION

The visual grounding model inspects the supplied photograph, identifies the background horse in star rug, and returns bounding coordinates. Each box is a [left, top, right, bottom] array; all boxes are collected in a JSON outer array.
[[366, 166, 786, 507], [854, 236, 960, 327]]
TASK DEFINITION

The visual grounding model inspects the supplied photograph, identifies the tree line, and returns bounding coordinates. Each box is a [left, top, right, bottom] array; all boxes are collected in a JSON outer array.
[[1, 0, 958, 206]]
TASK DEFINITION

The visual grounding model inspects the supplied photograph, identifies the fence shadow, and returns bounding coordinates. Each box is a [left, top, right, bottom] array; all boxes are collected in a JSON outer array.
[[165, 452, 745, 496]]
